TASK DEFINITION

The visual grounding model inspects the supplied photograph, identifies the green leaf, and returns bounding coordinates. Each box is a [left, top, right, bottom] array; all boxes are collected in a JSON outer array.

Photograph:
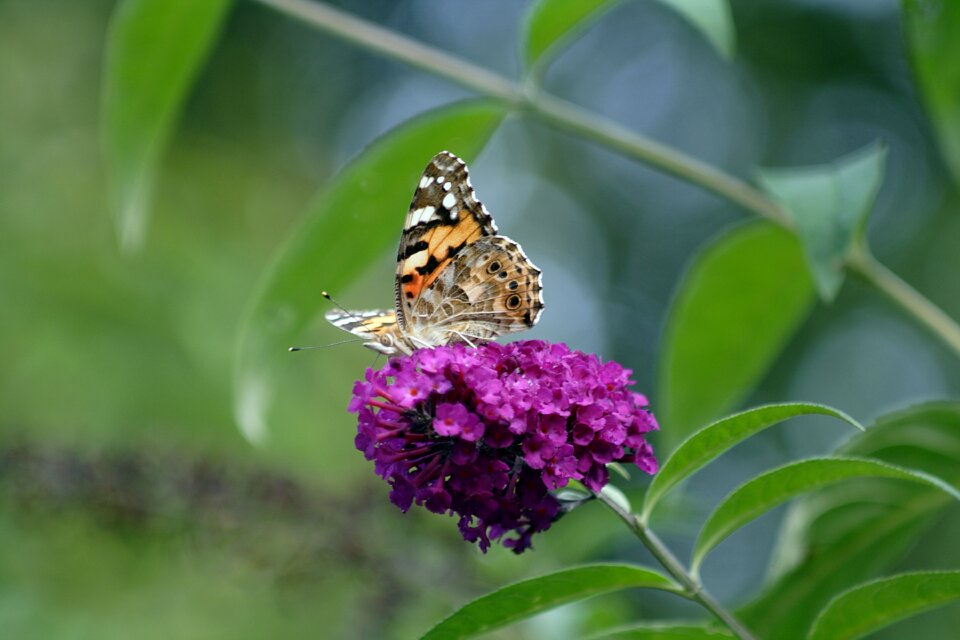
[[808, 571, 960, 640], [101, 0, 234, 250], [420, 564, 682, 640], [233, 100, 505, 444], [522, 0, 624, 74], [641, 403, 862, 520], [601, 483, 633, 513], [692, 456, 960, 573], [757, 142, 887, 301], [903, 0, 960, 185], [587, 622, 734, 639], [658, 221, 816, 449], [656, 0, 735, 59], [608, 462, 632, 481], [522, 0, 734, 77], [740, 402, 960, 640]]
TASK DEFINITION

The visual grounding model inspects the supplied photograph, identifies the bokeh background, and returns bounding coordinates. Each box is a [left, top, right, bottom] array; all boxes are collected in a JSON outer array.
[[2, 0, 959, 638]]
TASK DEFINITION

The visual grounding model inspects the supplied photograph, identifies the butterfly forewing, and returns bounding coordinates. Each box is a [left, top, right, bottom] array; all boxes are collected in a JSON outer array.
[[395, 151, 497, 330]]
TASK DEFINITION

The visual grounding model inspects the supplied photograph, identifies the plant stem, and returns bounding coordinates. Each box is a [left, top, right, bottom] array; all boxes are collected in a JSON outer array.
[[252, 0, 791, 227], [254, 0, 522, 103], [530, 93, 793, 227], [847, 246, 960, 358], [596, 491, 757, 640], [250, 0, 960, 358]]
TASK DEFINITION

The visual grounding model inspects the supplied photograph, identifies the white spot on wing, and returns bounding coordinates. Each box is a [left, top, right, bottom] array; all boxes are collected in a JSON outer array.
[[435, 175, 444, 184], [442, 193, 457, 210], [408, 205, 436, 227], [419, 175, 430, 189]]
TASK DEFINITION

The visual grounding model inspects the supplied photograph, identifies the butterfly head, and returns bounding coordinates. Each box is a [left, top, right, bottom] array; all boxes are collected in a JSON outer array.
[[365, 331, 403, 356]]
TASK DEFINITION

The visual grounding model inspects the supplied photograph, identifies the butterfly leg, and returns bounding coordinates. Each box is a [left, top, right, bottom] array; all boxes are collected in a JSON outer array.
[[449, 330, 482, 348], [408, 336, 434, 350]]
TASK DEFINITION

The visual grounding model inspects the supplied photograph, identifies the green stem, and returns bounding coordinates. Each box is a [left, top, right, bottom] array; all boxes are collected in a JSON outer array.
[[596, 491, 757, 640], [530, 93, 793, 227], [252, 0, 790, 226], [847, 246, 960, 358], [250, 0, 960, 358], [254, 0, 521, 103]]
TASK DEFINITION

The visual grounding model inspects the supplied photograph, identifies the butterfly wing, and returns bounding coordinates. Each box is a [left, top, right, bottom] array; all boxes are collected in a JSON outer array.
[[395, 151, 497, 331], [413, 236, 544, 343], [325, 309, 398, 340]]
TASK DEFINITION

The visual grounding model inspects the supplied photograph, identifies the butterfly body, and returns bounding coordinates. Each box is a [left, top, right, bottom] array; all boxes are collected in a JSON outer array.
[[326, 151, 543, 355]]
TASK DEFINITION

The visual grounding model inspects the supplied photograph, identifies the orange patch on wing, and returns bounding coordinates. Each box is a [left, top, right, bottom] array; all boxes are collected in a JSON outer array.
[[400, 270, 426, 301], [420, 214, 484, 289], [360, 317, 396, 333], [399, 214, 485, 300]]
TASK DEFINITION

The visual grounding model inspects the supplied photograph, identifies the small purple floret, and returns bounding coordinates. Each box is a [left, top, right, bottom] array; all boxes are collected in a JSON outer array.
[[349, 340, 658, 553]]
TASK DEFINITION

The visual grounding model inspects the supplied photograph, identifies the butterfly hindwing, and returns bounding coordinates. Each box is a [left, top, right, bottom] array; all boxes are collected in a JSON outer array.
[[417, 236, 544, 342], [395, 151, 496, 330]]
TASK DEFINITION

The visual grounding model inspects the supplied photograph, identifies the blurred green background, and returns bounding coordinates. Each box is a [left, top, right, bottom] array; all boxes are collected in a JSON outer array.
[[1, 0, 959, 638]]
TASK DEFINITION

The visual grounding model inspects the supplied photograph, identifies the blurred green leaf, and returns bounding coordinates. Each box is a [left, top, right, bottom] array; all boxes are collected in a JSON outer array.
[[587, 622, 734, 639], [601, 484, 633, 513], [658, 222, 815, 449], [101, 0, 234, 250], [554, 484, 594, 508], [609, 461, 632, 481], [740, 402, 960, 640], [656, 0, 735, 58], [233, 100, 505, 444], [692, 456, 960, 573], [903, 0, 960, 185], [522, 0, 624, 75], [757, 142, 887, 301], [522, 0, 733, 77], [421, 564, 681, 640], [808, 571, 960, 640], [641, 403, 863, 521]]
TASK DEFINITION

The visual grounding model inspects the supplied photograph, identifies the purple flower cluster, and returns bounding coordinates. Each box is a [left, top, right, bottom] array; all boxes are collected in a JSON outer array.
[[350, 340, 658, 553]]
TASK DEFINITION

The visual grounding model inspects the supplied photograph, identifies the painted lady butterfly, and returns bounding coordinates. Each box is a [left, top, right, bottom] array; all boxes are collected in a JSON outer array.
[[326, 151, 544, 355]]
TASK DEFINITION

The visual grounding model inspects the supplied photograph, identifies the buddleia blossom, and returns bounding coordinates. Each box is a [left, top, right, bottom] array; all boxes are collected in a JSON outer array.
[[350, 340, 658, 553]]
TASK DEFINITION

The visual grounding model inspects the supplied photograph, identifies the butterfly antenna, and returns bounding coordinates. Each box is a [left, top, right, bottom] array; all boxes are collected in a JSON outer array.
[[288, 338, 365, 352], [322, 290, 365, 322]]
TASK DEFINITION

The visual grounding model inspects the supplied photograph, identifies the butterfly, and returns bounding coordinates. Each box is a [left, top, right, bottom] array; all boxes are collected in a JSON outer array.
[[326, 151, 544, 355]]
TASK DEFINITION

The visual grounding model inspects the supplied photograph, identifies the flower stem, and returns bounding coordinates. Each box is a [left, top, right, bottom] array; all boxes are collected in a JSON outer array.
[[596, 491, 757, 640], [250, 0, 960, 360]]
